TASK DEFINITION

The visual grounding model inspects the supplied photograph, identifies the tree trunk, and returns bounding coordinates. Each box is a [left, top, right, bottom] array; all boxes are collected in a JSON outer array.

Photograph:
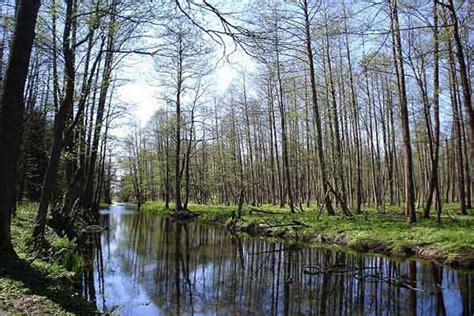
[[275, 52, 295, 213], [82, 5, 116, 211], [303, 0, 334, 215], [0, 0, 41, 254], [424, 0, 442, 219], [243, 77, 257, 206], [183, 102, 196, 210], [447, 39, 467, 215], [390, 0, 416, 223], [325, 26, 349, 214], [34, 0, 75, 242], [343, 6, 362, 213], [174, 35, 184, 213], [445, 0, 474, 198]]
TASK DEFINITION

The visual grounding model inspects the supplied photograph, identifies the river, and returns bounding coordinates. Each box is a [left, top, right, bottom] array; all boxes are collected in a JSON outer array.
[[82, 203, 473, 315]]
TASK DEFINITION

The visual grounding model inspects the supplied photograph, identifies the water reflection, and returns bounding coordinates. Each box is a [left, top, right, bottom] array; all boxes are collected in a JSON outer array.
[[85, 204, 474, 315]]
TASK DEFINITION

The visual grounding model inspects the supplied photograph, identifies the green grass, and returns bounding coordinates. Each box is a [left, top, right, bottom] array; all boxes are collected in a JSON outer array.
[[143, 201, 237, 222], [0, 203, 94, 314], [144, 201, 474, 265]]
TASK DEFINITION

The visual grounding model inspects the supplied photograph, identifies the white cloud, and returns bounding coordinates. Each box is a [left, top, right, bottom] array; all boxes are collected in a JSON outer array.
[[119, 82, 158, 124]]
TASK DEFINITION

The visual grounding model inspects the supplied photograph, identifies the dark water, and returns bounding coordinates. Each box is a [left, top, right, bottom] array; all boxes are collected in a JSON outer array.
[[83, 203, 474, 315]]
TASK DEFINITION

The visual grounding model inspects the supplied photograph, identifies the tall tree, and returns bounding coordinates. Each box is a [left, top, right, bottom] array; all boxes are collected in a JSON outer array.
[[33, 0, 77, 242], [438, 0, 474, 193], [447, 39, 467, 215], [389, 0, 416, 223], [81, 0, 117, 211], [0, 0, 41, 254], [302, 0, 334, 215], [424, 0, 442, 220]]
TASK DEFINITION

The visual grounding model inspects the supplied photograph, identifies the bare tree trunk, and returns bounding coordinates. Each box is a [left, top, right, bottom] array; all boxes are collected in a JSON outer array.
[[165, 129, 170, 208], [325, 25, 348, 213], [269, 80, 284, 207], [174, 35, 184, 213], [103, 148, 112, 205], [275, 50, 295, 213], [34, 0, 76, 242], [390, 0, 416, 223], [424, 0, 442, 219], [82, 3, 116, 211], [267, 82, 277, 205], [447, 39, 467, 215], [242, 76, 256, 206], [231, 104, 244, 218], [461, 108, 472, 208], [304, 78, 312, 208], [214, 100, 228, 205], [303, 0, 334, 215], [183, 100, 196, 210], [443, 0, 474, 196], [0, 0, 41, 254], [343, 6, 362, 213]]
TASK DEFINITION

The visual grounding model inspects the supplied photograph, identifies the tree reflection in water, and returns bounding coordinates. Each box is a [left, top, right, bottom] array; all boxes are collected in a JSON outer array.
[[82, 205, 473, 315]]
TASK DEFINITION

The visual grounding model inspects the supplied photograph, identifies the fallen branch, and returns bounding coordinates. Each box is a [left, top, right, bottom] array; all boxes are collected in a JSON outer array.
[[326, 181, 353, 218], [303, 264, 378, 275], [316, 190, 331, 220], [354, 273, 424, 291]]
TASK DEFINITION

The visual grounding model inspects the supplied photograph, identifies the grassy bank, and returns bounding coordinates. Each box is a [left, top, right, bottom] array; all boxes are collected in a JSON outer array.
[[0, 203, 94, 314], [144, 201, 474, 268]]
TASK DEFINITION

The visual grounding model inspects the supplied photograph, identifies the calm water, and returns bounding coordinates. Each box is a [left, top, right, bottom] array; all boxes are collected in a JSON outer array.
[[83, 203, 474, 315]]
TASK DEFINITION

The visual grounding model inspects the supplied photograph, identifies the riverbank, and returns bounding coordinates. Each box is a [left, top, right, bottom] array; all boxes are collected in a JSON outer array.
[[144, 202, 474, 268], [0, 203, 94, 314]]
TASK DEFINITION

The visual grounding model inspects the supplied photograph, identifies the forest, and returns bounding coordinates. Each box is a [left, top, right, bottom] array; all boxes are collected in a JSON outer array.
[[0, 0, 473, 314]]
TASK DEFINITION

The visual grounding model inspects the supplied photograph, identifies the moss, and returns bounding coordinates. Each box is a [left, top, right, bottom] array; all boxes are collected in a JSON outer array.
[[144, 201, 474, 267], [0, 203, 94, 314]]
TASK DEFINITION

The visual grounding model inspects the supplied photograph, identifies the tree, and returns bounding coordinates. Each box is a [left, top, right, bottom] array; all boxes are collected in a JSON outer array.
[[389, 0, 416, 224], [423, 0, 442, 220], [438, 0, 474, 196], [447, 38, 467, 215], [33, 0, 78, 243], [302, 0, 334, 215], [0, 0, 41, 254], [155, 13, 210, 214]]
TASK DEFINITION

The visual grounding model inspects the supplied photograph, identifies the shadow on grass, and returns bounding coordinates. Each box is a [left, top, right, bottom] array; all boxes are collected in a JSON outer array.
[[0, 254, 94, 314]]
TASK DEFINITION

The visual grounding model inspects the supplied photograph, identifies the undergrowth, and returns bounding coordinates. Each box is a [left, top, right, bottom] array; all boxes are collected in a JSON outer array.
[[0, 203, 94, 314]]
